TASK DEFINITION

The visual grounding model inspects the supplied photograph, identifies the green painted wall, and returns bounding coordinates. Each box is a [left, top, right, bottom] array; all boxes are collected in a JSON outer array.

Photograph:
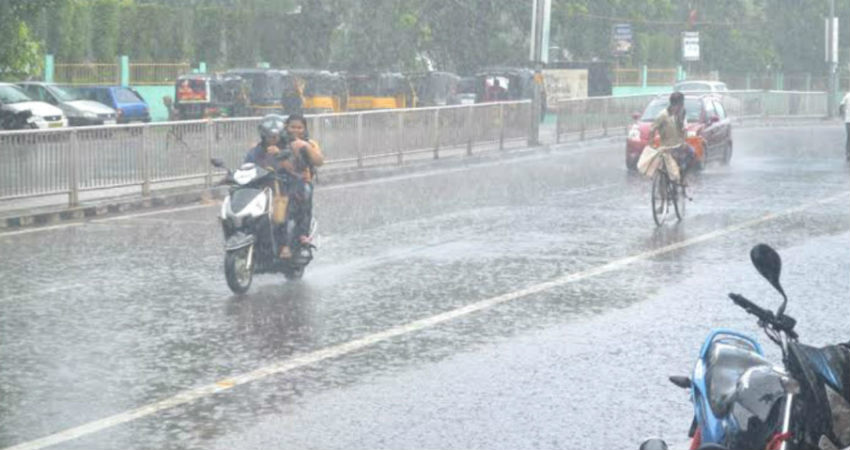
[[132, 85, 173, 122], [612, 86, 672, 97]]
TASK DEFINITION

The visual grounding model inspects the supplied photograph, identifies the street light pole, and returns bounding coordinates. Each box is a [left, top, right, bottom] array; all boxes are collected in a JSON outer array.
[[529, 0, 546, 146], [828, 0, 837, 118]]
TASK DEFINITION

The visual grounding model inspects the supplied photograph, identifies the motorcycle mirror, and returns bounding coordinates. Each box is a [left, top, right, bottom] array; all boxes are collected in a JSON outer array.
[[639, 439, 669, 450], [210, 158, 225, 168], [750, 243, 788, 314]]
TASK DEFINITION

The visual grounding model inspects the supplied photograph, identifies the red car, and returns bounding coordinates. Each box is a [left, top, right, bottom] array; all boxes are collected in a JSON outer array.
[[626, 94, 733, 171]]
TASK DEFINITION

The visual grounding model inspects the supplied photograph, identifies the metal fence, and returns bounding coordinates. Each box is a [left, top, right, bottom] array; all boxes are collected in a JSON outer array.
[[54, 63, 120, 85], [0, 101, 531, 207], [130, 63, 192, 85], [554, 90, 828, 142]]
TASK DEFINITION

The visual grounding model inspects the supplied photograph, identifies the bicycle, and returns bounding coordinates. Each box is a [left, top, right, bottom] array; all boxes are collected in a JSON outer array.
[[650, 149, 687, 226]]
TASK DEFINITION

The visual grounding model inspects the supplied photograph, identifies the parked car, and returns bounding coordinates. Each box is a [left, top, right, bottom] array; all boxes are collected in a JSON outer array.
[[75, 86, 150, 123], [674, 79, 742, 114], [17, 82, 117, 126], [0, 82, 67, 130], [625, 93, 733, 171]]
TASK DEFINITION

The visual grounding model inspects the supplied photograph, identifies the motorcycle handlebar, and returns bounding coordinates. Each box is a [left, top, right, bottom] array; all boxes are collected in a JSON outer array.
[[728, 293, 798, 339], [729, 293, 772, 323]]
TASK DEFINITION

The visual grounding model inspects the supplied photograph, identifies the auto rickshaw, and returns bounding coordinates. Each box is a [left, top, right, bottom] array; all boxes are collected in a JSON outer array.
[[173, 73, 250, 120], [225, 68, 293, 116], [291, 70, 347, 114], [475, 67, 547, 115], [411, 71, 461, 107], [346, 73, 416, 110]]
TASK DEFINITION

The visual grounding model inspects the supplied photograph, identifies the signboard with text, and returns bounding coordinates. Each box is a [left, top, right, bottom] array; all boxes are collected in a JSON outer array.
[[682, 31, 700, 61], [612, 23, 633, 55]]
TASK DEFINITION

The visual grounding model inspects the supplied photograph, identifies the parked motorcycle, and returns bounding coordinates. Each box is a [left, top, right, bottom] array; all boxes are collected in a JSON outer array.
[[642, 244, 850, 450], [211, 157, 316, 294]]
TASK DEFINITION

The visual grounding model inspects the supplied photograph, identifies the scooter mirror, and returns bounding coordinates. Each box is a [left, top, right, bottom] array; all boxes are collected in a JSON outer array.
[[210, 158, 225, 168], [750, 243, 788, 314]]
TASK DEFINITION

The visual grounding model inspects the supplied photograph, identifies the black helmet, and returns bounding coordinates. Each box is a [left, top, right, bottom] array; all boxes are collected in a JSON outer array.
[[258, 114, 285, 140]]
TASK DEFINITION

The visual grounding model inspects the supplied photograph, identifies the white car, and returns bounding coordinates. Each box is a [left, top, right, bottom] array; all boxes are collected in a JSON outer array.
[[0, 83, 67, 129], [674, 80, 742, 116], [674, 80, 730, 94]]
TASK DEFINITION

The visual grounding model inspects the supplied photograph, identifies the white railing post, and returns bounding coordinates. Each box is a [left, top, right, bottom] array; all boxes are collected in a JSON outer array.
[[205, 120, 213, 187], [140, 123, 150, 196], [396, 111, 404, 165], [499, 102, 505, 150], [356, 113, 364, 168], [466, 105, 474, 156], [555, 103, 562, 144], [68, 129, 80, 207], [432, 108, 440, 159], [602, 97, 609, 137]]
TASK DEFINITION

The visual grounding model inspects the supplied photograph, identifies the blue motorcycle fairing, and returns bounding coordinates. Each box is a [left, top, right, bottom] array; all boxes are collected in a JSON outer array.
[[691, 329, 765, 445]]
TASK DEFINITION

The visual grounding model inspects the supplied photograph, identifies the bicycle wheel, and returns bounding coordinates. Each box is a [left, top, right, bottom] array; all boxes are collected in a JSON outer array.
[[673, 180, 686, 221], [651, 170, 669, 226]]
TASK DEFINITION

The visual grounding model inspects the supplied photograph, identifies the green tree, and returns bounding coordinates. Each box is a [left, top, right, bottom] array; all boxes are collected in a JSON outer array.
[[0, 0, 60, 79], [92, 0, 120, 62]]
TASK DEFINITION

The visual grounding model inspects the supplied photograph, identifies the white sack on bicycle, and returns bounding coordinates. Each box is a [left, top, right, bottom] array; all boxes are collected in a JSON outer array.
[[638, 146, 681, 182]]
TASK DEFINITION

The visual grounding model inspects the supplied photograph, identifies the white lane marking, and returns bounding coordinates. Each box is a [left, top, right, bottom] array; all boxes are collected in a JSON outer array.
[[0, 283, 90, 305], [118, 217, 211, 226], [0, 222, 84, 237], [0, 204, 215, 239], [90, 204, 214, 223], [5, 190, 848, 450]]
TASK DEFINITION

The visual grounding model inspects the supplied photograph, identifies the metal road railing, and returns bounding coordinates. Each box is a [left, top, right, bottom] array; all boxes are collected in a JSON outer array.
[[0, 101, 531, 207], [554, 90, 828, 142]]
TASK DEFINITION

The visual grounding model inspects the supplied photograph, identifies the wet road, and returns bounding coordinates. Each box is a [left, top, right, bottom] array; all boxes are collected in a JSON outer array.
[[1, 124, 849, 450]]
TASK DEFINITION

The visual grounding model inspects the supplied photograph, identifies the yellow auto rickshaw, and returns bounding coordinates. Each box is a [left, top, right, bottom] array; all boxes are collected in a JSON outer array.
[[345, 73, 416, 110], [292, 70, 347, 114], [225, 68, 294, 116]]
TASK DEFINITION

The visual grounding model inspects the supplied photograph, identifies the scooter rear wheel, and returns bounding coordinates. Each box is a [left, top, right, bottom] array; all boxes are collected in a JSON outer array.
[[284, 266, 304, 281]]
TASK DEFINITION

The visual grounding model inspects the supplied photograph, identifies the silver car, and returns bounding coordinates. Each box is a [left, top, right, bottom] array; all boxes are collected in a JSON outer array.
[[0, 83, 67, 129], [17, 82, 117, 126]]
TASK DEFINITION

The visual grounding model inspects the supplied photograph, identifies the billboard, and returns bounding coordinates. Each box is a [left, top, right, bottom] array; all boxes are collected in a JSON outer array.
[[543, 69, 589, 102]]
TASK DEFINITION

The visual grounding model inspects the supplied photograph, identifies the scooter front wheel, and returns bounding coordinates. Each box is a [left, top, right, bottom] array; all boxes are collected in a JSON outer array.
[[225, 246, 253, 294]]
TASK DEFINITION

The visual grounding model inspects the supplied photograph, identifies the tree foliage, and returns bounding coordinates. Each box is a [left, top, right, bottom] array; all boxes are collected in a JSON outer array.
[[5, 0, 850, 78]]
